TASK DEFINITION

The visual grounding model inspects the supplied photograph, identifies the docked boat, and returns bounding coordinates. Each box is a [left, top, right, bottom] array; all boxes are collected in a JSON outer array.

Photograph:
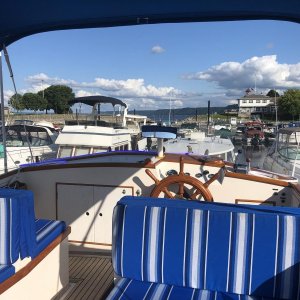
[[1, 1, 300, 299], [242, 120, 265, 146], [0, 123, 58, 173], [0, 126, 299, 298], [56, 96, 148, 157], [263, 126, 300, 181], [163, 131, 236, 162]]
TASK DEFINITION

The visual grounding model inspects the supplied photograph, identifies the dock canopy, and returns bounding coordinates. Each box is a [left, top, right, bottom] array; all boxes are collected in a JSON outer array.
[[68, 96, 127, 107], [1, 0, 300, 50]]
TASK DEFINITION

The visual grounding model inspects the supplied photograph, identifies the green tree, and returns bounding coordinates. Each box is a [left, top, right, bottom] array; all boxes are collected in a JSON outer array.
[[22, 93, 47, 111], [9, 93, 25, 111], [43, 85, 74, 114], [278, 89, 300, 119], [266, 89, 280, 97]]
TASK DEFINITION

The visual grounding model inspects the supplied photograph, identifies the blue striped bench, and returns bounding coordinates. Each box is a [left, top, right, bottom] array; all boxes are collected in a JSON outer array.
[[0, 189, 66, 284], [107, 196, 300, 300]]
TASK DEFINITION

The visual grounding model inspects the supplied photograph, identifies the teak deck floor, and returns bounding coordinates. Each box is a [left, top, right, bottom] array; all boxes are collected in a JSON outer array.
[[59, 254, 114, 300]]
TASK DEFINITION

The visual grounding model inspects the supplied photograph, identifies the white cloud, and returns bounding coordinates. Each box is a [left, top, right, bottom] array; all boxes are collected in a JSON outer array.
[[151, 45, 165, 54], [25, 74, 183, 101], [12, 73, 194, 109], [174, 100, 183, 107], [3, 90, 14, 105], [75, 90, 99, 97], [185, 55, 300, 92], [12, 72, 237, 108]]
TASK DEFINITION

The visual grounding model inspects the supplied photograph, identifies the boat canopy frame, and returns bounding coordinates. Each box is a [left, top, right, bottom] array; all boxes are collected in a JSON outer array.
[[69, 96, 127, 108]]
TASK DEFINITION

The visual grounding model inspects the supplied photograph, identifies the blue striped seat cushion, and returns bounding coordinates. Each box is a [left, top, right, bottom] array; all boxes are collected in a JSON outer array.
[[112, 197, 300, 299], [106, 278, 271, 300], [0, 197, 20, 265], [0, 264, 15, 284], [33, 219, 66, 257]]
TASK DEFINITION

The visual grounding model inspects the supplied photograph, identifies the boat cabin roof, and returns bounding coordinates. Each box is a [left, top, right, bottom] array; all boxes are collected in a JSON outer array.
[[279, 127, 300, 134]]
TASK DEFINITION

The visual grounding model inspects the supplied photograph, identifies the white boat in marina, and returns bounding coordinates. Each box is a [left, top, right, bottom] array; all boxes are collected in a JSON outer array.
[[263, 126, 300, 181], [163, 131, 236, 162], [56, 96, 148, 158], [1, 1, 300, 300], [0, 123, 58, 173]]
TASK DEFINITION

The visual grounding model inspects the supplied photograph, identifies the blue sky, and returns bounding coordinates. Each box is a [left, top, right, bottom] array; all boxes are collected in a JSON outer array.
[[3, 20, 300, 111]]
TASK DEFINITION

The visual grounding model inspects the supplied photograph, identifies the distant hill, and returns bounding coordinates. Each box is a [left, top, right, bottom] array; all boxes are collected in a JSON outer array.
[[129, 104, 237, 117]]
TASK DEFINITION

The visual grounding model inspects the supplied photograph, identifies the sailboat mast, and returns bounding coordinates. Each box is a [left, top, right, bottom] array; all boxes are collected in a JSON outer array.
[[207, 100, 211, 135], [0, 52, 8, 173]]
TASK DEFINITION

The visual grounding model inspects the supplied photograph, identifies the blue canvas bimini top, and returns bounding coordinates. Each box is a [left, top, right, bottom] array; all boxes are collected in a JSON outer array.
[[1, 0, 300, 50]]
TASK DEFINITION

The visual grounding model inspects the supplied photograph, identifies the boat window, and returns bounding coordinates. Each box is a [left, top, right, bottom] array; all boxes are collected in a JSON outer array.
[[74, 147, 90, 156], [1, 126, 53, 147], [278, 147, 300, 160], [30, 130, 53, 146], [277, 131, 300, 160], [289, 132, 300, 146], [58, 146, 73, 158], [124, 144, 129, 151], [93, 147, 108, 153], [0, 145, 4, 158]]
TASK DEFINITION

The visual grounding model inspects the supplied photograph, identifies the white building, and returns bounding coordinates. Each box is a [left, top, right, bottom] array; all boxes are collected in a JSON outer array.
[[237, 89, 277, 117]]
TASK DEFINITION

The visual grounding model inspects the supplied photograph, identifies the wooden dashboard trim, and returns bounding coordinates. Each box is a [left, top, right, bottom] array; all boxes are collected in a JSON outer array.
[[225, 170, 291, 187]]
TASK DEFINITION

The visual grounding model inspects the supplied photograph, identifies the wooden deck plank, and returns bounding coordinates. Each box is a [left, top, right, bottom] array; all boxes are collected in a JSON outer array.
[[66, 255, 113, 300], [69, 256, 90, 278], [75, 258, 111, 300], [69, 256, 81, 271], [69, 258, 106, 299], [86, 268, 114, 300], [81, 260, 113, 300], [71, 257, 94, 278]]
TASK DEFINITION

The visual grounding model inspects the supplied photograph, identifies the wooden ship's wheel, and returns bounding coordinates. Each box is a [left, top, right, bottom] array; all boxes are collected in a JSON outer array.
[[146, 156, 215, 201]]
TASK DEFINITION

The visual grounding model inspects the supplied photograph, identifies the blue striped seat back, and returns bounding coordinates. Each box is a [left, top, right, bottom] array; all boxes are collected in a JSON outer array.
[[112, 197, 300, 299], [0, 189, 36, 260], [0, 197, 20, 265]]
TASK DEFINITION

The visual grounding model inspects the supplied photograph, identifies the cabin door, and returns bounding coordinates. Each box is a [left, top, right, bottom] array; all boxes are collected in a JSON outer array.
[[57, 184, 94, 243], [57, 184, 133, 245], [93, 186, 132, 244]]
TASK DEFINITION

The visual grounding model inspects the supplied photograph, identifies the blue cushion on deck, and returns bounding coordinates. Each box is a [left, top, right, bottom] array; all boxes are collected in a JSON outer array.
[[106, 278, 271, 300], [0, 189, 66, 259], [0, 197, 20, 265], [112, 196, 300, 299], [0, 265, 15, 284], [33, 219, 66, 257], [0, 189, 36, 260]]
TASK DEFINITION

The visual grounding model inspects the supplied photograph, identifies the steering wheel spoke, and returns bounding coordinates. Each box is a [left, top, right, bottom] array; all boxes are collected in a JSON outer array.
[[177, 182, 185, 198], [190, 190, 200, 200], [163, 187, 175, 199]]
